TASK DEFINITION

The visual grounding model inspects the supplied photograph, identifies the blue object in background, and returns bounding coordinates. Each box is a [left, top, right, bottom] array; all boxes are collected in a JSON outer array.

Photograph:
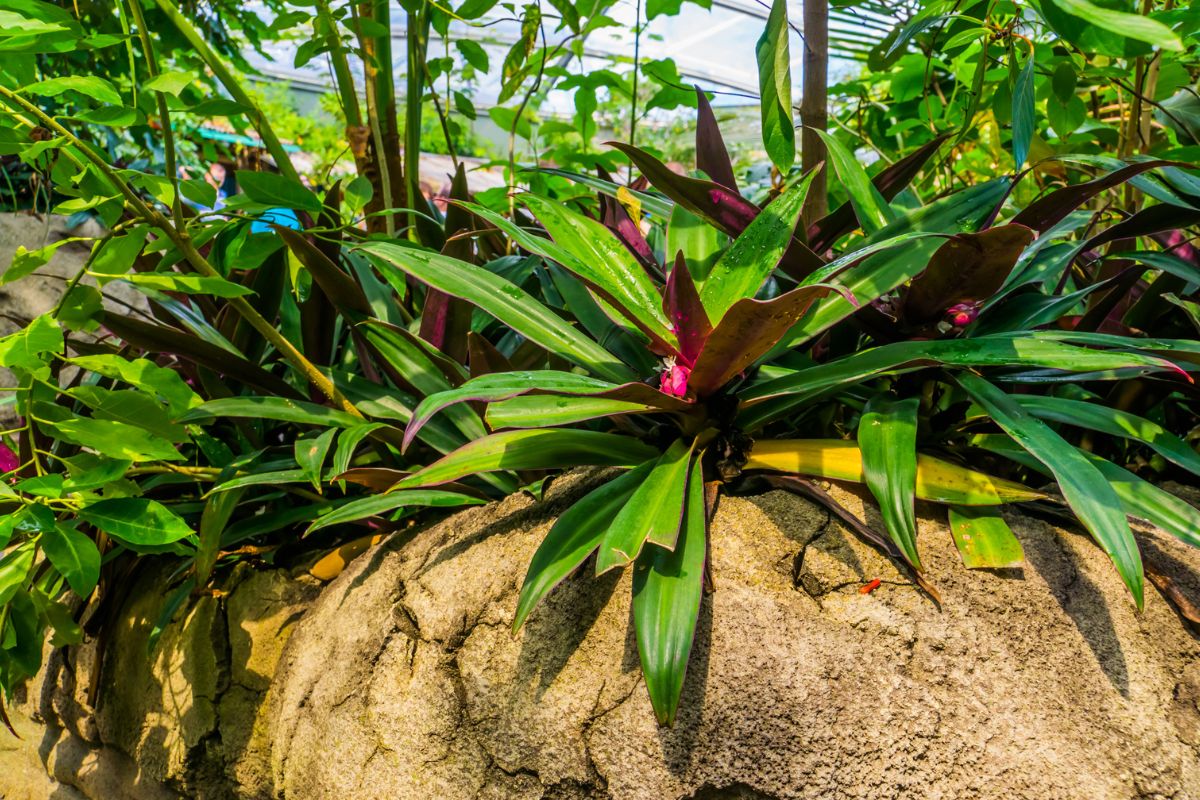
[[251, 207, 302, 234]]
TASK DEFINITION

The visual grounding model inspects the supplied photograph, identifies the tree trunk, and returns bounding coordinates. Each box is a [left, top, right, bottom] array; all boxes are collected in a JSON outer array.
[[800, 0, 829, 232]]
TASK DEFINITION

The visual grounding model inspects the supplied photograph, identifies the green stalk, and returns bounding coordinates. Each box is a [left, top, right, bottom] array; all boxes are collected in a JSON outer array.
[[316, 0, 363, 129], [0, 87, 361, 419], [150, 0, 301, 184]]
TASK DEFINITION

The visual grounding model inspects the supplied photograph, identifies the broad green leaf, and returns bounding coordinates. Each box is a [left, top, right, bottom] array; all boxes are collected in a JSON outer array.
[[596, 440, 695, 573], [359, 242, 633, 383], [0, 314, 63, 371], [331, 423, 387, 479], [957, 373, 1143, 608], [1011, 52, 1035, 170], [517, 195, 675, 346], [666, 204, 724, 285], [0, 543, 34, 606], [143, 69, 194, 96], [486, 395, 658, 429], [69, 386, 187, 442], [296, 428, 338, 489], [632, 454, 706, 725], [24, 76, 120, 105], [858, 397, 921, 569], [814, 130, 896, 234], [1042, 0, 1182, 50], [699, 170, 815, 321], [1, 238, 81, 285], [89, 228, 149, 277], [235, 170, 322, 212], [513, 461, 655, 630], [45, 417, 184, 462], [78, 498, 194, 547], [177, 397, 362, 428], [305, 490, 484, 534], [755, 0, 794, 172], [39, 522, 100, 596], [1014, 395, 1200, 478], [394, 430, 658, 489], [948, 506, 1024, 569], [69, 354, 201, 416]]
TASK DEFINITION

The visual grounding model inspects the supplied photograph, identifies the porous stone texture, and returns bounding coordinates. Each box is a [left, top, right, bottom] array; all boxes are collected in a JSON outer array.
[[3, 562, 319, 799], [267, 475, 1200, 800], [3, 473, 1200, 799]]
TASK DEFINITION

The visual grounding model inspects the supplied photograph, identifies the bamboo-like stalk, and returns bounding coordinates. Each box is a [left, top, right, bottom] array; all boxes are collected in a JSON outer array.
[[405, 3, 430, 241], [150, 0, 302, 184], [0, 87, 362, 419]]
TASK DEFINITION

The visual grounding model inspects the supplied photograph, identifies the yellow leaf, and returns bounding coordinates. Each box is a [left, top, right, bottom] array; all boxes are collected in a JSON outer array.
[[745, 439, 1045, 505]]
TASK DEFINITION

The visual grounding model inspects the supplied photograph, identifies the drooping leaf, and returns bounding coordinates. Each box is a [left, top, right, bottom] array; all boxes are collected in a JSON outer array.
[[1041, 0, 1182, 50], [596, 439, 695, 573], [744, 439, 1045, 505], [394, 430, 658, 488], [178, 396, 362, 428], [632, 453, 706, 725], [486, 395, 659, 429], [664, 252, 711, 365], [956, 373, 1142, 608], [903, 224, 1036, 324], [236, 170, 322, 212], [78, 498, 194, 547], [196, 487, 244, 586], [514, 461, 655, 630], [948, 506, 1025, 569], [858, 397, 921, 568], [1010, 161, 1180, 232], [39, 522, 100, 597], [1010, 51, 1035, 170]]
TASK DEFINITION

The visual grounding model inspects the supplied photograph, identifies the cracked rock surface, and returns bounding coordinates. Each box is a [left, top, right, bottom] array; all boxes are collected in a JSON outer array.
[[270, 474, 1200, 800], [4, 472, 1200, 799]]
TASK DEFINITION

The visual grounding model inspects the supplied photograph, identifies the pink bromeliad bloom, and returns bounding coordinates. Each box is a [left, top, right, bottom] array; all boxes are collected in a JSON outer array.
[[0, 443, 18, 475], [946, 302, 981, 329], [660, 358, 691, 398]]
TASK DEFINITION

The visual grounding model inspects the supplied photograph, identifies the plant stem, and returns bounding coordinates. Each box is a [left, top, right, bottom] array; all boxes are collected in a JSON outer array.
[[150, 0, 302, 184], [800, 0, 829, 228]]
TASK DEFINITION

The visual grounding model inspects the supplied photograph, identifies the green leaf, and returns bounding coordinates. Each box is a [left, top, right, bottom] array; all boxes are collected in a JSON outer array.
[[516, 195, 675, 346], [666, 205, 724, 285], [486, 395, 657, 429], [0, 543, 34, 606], [68, 354, 201, 417], [1014, 395, 1200, 479], [858, 397, 921, 569], [296, 428, 337, 489], [177, 397, 362, 428], [755, 0, 794, 172], [331, 423, 387, 479], [1042, 0, 1182, 50], [456, 39, 489, 71], [394, 430, 658, 489], [90, 228, 149, 277], [108, 272, 255, 297], [1011, 51, 1035, 170], [69, 385, 187, 442], [0, 314, 63, 371], [196, 487, 244, 585], [44, 417, 184, 462], [235, 170, 322, 213], [209, 469, 308, 494], [78, 498, 194, 547], [305, 490, 484, 534], [813, 131, 896, 234], [956, 373, 1143, 608], [1084, 454, 1200, 550], [359, 242, 634, 383], [513, 461, 656, 630], [1, 238, 80, 285], [948, 506, 1024, 569], [24, 76, 120, 105], [143, 69, 194, 96], [596, 440, 695, 573], [699, 170, 815, 321], [632, 453, 706, 725]]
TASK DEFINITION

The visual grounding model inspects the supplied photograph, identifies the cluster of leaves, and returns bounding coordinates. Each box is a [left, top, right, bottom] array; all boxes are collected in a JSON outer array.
[[0, 0, 1199, 737]]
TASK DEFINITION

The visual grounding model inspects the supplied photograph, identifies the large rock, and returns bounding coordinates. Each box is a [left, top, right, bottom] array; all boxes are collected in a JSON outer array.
[[267, 475, 1200, 800], [4, 473, 1200, 799]]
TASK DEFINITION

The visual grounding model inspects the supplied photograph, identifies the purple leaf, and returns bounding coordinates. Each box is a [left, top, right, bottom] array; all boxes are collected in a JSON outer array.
[[903, 224, 1036, 325], [664, 252, 712, 366], [694, 85, 738, 192], [1012, 160, 1186, 233], [1083, 203, 1200, 252], [687, 284, 830, 397]]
